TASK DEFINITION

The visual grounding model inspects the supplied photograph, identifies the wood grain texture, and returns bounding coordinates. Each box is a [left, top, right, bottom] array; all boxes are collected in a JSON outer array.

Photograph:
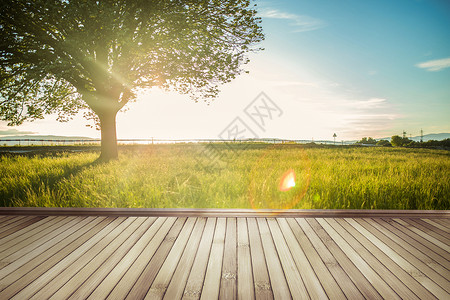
[[257, 217, 292, 299], [355, 218, 450, 295], [164, 217, 206, 300], [219, 217, 237, 300], [247, 217, 273, 300], [282, 218, 346, 299], [0, 212, 448, 299], [2, 207, 449, 218], [183, 218, 216, 300], [237, 218, 254, 300], [200, 218, 226, 300]]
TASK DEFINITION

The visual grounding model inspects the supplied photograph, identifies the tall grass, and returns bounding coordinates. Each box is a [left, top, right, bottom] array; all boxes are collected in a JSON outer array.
[[0, 144, 448, 209]]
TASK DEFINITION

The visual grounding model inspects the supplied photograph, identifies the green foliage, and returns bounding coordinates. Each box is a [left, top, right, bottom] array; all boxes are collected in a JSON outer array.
[[1, 145, 448, 210], [419, 139, 450, 148], [376, 140, 391, 147], [356, 137, 377, 144], [0, 0, 264, 123], [391, 135, 411, 147]]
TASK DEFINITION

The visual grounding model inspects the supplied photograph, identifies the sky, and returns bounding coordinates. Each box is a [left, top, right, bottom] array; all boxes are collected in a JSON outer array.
[[1, 0, 449, 141]]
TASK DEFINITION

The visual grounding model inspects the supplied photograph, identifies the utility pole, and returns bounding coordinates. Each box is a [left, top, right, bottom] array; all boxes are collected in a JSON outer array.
[[333, 133, 337, 145], [420, 129, 423, 143]]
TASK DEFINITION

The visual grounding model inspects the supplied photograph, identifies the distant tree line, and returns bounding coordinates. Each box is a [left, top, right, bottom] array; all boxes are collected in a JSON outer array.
[[355, 136, 450, 148]]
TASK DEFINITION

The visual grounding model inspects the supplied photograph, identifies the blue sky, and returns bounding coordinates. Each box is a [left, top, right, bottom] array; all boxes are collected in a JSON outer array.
[[1, 0, 449, 140]]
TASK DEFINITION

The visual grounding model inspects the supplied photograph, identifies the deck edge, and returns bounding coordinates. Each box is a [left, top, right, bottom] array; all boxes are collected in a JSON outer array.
[[0, 207, 448, 218]]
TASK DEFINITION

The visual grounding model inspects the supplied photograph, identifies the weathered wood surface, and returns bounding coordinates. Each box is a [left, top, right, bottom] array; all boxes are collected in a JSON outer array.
[[0, 212, 449, 299]]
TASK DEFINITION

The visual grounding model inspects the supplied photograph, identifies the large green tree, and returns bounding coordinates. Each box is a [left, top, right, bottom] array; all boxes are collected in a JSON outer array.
[[0, 0, 264, 160]]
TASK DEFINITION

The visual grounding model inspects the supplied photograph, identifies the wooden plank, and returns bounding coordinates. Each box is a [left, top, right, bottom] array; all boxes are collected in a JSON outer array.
[[0, 217, 54, 244], [340, 218, 439, 299], [372, 219, 450, 275], [379, 218, 450, 265], [13, 217, 123, 300], [200, 217, 226, 300], [0, 216, 60, 253], [145, 218, 197, 299], [87, 217, 166, 300], [316, 218, 400, 299], [30, 217, 131, 300], [2, 207, 449, 218], [182, 218, 216, 300], [48, 217, 146, 299], [407, 218, 450, 240], [68, 218, 159, 300], [0, 216, 45, 239], [247, 217, 273, 300], [0, 215, 10, 222], [164, 218, 206, 300], [296, 218, 366, 299], [0, 217, 72, 260], [0, 216, 40, 233], [107, 217, 177, 300], [327, 218, 420, 299], [284, 218, 347, 299], [393, 218, 450, 252], [236, 218, 254, 300], [125, 217, 187, 300], [256, 218, 291, 299], [356, 218, 450, 294], [431, 218, 450, 228], [421, 219, 450, 233], [219, 217, 237, 300], [0, 217, 107, 299], [1, 217, 82, 264], [277, 218, 331, 298], [0, 216, 27, 230], [0, 215, 16, 225], [266, 218, 310, 299], [0, 216, 88, 281], [0, 216, 33, 234], [1, 212, 449, 299]]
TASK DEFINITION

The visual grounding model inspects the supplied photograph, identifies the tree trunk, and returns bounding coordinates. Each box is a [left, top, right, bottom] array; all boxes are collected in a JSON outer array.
[[98, 110, 119, 161]]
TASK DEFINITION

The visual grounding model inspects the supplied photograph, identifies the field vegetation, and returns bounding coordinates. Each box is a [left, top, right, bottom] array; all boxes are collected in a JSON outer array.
[[0, 144, 448, 210]]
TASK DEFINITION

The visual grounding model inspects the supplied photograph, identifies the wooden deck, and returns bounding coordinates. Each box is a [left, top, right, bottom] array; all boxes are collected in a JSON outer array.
[[0, 209, 448, 299]]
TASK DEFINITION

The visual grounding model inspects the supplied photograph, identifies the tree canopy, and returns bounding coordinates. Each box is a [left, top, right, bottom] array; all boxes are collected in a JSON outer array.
[[391, 135, 411, 147], [356, 137, 377, 145], [0, 0, 264, 160]]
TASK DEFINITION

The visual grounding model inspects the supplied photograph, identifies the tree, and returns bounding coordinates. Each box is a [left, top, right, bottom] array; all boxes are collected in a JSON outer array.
[[356, 137, 377, 145], [0, 0, 264, 161], [391, 135, 410, 147], [376, 139, 391, 147]]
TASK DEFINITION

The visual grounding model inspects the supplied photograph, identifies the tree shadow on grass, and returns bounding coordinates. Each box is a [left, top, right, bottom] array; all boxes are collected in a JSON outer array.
[[0, 155, 104, 207]]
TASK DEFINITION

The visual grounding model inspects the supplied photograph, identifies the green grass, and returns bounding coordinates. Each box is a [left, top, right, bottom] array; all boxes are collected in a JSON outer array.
[[1, 144, 449, 209]]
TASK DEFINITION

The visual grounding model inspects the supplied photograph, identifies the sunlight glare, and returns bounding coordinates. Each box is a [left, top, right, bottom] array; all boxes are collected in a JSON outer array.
[[279, 169, 296, 192]]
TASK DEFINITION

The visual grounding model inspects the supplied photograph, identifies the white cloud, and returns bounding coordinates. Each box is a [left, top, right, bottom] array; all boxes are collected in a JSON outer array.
[[271, 80, 318, 87], [259, 9, 326, 32], [416, 57, 450, 71], [348, 98, 388, 109]]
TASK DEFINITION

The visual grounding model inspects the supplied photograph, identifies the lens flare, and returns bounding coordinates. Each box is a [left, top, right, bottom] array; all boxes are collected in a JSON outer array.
[[248, 144, 311, 213], [279, 169, 296, 191]]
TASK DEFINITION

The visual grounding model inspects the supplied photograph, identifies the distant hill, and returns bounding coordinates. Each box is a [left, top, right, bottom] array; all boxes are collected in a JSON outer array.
[[0, 135, 97, 146], [378, 133, 450, 142], [0, 135, 96, 140]]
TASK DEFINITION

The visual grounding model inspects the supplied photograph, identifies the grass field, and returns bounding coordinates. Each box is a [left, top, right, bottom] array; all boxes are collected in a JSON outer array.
[[0, 144, 448, 210]]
